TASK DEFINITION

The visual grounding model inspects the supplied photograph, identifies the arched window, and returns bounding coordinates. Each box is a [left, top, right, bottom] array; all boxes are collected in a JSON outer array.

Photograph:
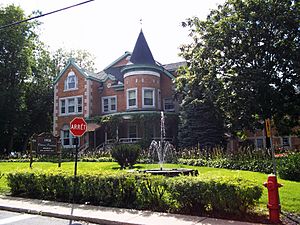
[[64, 71, 78, 90]]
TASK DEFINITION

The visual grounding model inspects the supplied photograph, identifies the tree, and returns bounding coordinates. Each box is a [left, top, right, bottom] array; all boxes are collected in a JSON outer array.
[[0, 5, 38, 153], [175, 21, 226, 148], [52, 48, 97, 75], [178, 0, 300, 139], [178, 98, 226, 148], [0, 5, 97, 154], [18, 43, 56, 152]]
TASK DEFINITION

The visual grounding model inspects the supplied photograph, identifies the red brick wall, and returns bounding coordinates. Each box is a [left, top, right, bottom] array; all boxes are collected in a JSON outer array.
[[124, 73, 160, 110], [291, 136, 300, 150], [90, 80, 101, 117], [113, 57, 130, 67], [99, 80, 125, 113], [54, 66, 87, 136]]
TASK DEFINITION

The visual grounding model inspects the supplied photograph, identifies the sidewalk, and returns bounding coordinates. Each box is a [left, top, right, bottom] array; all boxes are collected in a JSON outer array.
[[0, 196, 264, 225]]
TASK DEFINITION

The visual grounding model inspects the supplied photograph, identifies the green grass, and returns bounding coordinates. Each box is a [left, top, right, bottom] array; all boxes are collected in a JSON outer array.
[[0, 161, 299, 214]]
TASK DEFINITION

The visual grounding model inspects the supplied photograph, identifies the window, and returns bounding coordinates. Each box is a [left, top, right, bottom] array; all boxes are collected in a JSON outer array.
[[64, 71, 78, 91], [62, 130, 70, 146], [128, 124, 137, 138], [256, 138, 264, 149], [127, 88, 137, 109], [60, 99, 66, 114], [61, 125, 79, 148], [164, 98, 175, 112], [68, 98, 75, 113], [142, 88, 155, 108], [158, 89, 161, 109], [59, 96, 83, 115], [282, 137, 290, 147], [77, 97, 82, 113], [102, 96, 117, 113]]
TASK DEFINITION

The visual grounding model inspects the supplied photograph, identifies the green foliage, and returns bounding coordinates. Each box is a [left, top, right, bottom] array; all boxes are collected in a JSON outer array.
[[177, 0, 300, 137], [136, 176, 172, 211], [166, 176, 262, 215], [178, 98, 225, 148], [6, 171, 262, 216], [0, 5, 97, 154], [81, 157, 114, 162], [0, 5, 39, 153], [178, 158, 274, 174], [111, 144, 140, 169], [52, 48, 97, 75], [178, 151, 300, 182], [278, 152, 300, 181]]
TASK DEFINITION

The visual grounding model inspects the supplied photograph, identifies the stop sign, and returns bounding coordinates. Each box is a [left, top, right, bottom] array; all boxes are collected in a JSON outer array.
[[70, 117, 87, 137]]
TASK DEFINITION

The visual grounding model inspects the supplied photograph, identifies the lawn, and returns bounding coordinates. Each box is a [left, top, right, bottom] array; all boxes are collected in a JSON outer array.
[[0, 161, 299, 215]]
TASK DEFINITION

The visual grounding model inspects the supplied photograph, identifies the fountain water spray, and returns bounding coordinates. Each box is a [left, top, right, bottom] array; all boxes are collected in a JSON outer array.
[[149, 111, 173, 170], [143, 111, 198, 176]]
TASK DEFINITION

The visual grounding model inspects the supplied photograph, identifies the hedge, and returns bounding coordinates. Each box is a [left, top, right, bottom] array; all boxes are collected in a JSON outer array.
[[178, 158, 275, 174], [278, 153, 300, 181], [6, 171, 263, 216], [178, 152, 300, 182]]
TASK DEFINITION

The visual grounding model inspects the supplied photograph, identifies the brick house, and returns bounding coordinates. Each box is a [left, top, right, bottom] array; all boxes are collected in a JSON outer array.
[[228, 128, 300, 151], [53, 30, 183, 150], [53, 30, 300, 151]]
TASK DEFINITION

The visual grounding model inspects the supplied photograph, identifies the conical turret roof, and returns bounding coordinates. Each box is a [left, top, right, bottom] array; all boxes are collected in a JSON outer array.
[[130, 30, 156, 65]]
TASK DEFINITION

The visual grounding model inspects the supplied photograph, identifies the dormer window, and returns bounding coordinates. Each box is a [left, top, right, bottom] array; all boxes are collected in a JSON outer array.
[[64, 71, 78, 91]]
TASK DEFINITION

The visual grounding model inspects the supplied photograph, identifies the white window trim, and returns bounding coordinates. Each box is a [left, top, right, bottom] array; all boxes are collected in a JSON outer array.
[[102, 95, 117, 113], [163, 98, 175, 112], [142, 87, 155, 108], [61, 129, 80, 148], [64, 71, 78, 91], [59, 95, 83, 116], [126, 88, 138, 109], [124, 70, 160, 78]]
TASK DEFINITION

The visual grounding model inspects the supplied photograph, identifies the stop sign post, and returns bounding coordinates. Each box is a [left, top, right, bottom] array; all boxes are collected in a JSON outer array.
[[70, 117, 87, 175], [70, 117, 87, 203]]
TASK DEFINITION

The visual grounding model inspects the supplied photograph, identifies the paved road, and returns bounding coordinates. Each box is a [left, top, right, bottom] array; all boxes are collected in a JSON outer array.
[[0, 210, 98, 225]]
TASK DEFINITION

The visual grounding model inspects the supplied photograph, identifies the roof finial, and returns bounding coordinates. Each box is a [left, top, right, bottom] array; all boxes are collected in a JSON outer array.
[[139, 18, 143, 29]]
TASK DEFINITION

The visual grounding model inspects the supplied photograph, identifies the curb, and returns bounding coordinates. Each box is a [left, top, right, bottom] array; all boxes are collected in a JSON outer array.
[[0, 204, 138, 225]]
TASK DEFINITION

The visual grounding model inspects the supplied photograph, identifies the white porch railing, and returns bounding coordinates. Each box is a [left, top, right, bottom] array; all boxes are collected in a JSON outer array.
[[78, 142, 89, 156], [119, 137, 142, 143], [95, 137, 173, 152], [152, 137, 173, 142]]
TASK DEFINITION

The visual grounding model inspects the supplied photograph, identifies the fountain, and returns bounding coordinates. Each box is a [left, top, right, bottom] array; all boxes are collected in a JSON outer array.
[[140, 111, 198, 177]]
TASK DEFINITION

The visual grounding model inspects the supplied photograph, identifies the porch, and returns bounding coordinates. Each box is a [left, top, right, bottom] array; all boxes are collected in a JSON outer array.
[[85, 111, 178, 151]]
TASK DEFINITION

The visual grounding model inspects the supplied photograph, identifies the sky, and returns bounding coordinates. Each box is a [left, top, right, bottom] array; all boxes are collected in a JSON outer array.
[[1, 0, 225, 71]]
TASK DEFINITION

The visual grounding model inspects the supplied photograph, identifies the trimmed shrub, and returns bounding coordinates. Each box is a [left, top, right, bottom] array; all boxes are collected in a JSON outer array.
[[178, 158, 274, 174], [166, 176, 262, 215], [278, 153, 300, 181], [111, 144, 140, 169], [6, 171, 263, 217]]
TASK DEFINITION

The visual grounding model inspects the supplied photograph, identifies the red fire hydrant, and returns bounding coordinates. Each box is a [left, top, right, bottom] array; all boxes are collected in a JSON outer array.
[[263, 174, 283, 224]]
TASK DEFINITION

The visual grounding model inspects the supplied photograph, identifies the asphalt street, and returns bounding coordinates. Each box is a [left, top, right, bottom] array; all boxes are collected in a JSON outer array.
[[0, 210, 98, 225]]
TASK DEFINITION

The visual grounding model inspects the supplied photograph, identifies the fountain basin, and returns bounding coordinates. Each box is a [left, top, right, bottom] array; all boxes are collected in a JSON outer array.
[[138, 168, 198, 177]]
